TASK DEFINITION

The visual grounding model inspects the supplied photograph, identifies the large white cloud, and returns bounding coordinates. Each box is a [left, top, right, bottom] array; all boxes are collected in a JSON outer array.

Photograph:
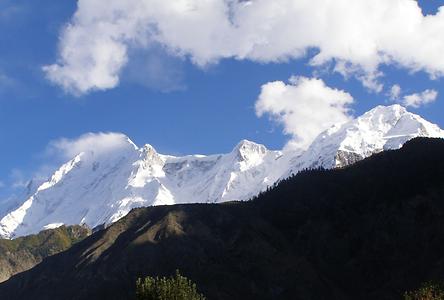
[[255, 76, 354, 149], [45, 0, 444, 95]]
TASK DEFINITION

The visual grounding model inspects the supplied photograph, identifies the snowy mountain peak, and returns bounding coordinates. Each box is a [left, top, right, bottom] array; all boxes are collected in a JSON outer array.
[[354, 104, 407, 134], [355, 104, 443, 142], [139, 144, 163, 163], [297, 104, 444, 170], [233, 140, 268, 162], [0, 105, 443, 239], [141, 143, 156, 152], [366, 104, 407, 116]]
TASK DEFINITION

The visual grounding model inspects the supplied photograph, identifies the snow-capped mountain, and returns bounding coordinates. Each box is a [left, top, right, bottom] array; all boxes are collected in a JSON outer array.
[[1, 105, 443, 238], [285, 105, 444, 175]]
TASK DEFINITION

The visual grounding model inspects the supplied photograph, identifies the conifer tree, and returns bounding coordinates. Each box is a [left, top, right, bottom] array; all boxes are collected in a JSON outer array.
[[404, 282, 444, 300], [136, 270, 205, 300]]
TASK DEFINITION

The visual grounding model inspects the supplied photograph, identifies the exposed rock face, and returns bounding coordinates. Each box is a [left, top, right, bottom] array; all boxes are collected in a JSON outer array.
[[334, 150, 364, 168]]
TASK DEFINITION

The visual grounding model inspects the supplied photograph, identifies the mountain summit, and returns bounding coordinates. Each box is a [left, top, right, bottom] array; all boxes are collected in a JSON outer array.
[[1, 105, 443, 238], [286, 105, 444, 174]]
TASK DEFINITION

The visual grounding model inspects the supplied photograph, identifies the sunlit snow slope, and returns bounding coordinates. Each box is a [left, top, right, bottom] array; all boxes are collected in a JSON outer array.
[[1, 105, 443, 238]]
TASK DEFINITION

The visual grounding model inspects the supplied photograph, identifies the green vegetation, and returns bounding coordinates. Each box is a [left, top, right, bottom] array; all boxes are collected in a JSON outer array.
[[136, 270, 205, 300], [0, 225, 89, 256], [0, 225, 90, 282], [405, 282, 444, 300]]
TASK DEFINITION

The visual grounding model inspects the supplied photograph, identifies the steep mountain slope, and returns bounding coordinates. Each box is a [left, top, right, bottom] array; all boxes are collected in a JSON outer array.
[[1, 105, 443, 239], [1, 138, 444, 300], [0, 225, 90, 283]]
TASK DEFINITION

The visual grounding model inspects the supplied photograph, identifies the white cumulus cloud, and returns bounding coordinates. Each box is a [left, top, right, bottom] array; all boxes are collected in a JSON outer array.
[[388, 84, 438, 108], [402, 89, 438, 108], [255, 76, 354, 149], [44, 0, 444, 95], [389, 84, 402, 100]]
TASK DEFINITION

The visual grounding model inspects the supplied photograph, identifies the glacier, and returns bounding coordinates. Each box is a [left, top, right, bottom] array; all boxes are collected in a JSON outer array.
[[1, 104, 443, 239]]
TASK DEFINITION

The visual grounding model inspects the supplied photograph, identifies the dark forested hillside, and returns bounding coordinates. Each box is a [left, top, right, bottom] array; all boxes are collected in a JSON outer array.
[[0, 225, 91, 283], [1, 138, 444, 300]]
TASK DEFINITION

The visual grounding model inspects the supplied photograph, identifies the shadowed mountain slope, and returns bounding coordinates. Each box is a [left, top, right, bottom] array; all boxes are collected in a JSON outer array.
[[1, 138, 444, 300]]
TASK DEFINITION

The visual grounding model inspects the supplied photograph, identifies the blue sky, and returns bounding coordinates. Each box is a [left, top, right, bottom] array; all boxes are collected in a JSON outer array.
[[0, 0, 444, 195]]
